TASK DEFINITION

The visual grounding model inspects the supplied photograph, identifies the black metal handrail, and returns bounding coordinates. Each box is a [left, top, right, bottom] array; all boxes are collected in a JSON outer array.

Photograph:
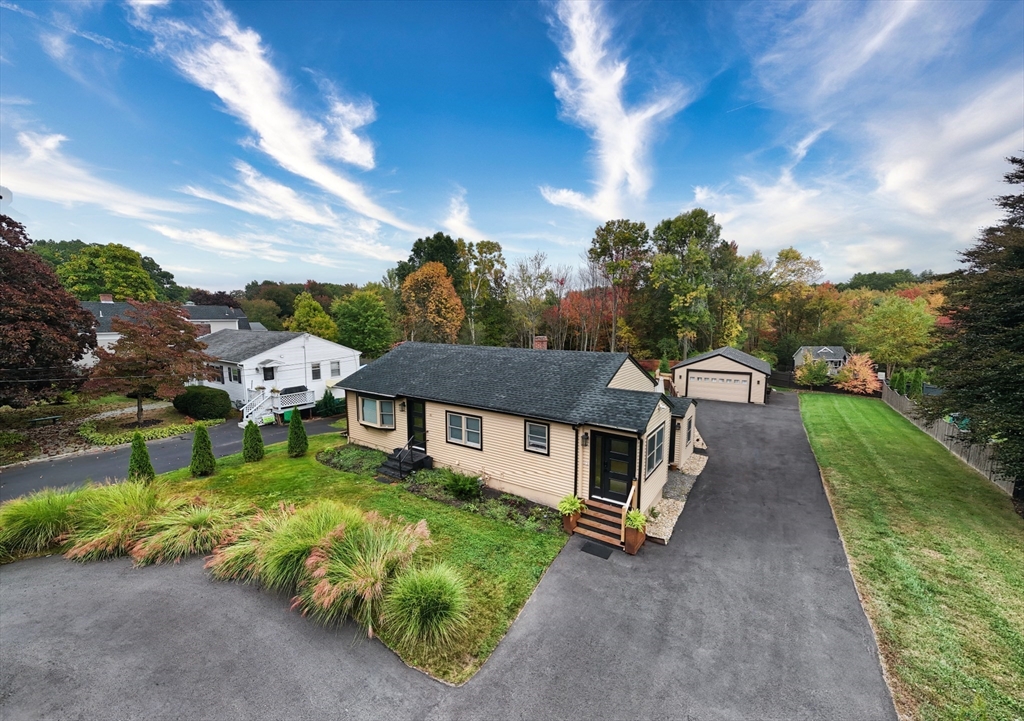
[[394, 435, 416, 476]]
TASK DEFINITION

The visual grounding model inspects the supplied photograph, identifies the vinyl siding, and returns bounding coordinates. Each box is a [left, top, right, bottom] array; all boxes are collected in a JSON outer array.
[[424, 402, 576, 508], [639, 400, 672, 514], [346, 393, 408, 452], [672, 404, 696, 468], [674, 356, 767, 404], [608, 360, 657, 391]]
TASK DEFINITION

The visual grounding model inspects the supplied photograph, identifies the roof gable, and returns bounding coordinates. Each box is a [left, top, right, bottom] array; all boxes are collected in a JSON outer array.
[[793, 346, 848, 359], [339, 342, 664, 432], [671, 346, 771, 376]]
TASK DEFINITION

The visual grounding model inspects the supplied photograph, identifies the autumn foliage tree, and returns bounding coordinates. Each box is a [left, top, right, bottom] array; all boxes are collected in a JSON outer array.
[[794, 352, 831, 390], [56, 243, 159, 301], [401, 262, 465, 343], [0, 215, 97, 407], [84, 301, 217, 426], [284, 291, 338, 341], [833, 353, 881, 395]]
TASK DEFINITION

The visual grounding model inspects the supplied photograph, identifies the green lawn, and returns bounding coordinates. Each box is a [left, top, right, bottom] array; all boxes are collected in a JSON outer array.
[[163, 434, 567, 683], [800, 394, 1024, 721]]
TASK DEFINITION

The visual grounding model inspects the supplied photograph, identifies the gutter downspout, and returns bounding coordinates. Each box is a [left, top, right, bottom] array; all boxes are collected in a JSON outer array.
[[573, 425, 579, 498]]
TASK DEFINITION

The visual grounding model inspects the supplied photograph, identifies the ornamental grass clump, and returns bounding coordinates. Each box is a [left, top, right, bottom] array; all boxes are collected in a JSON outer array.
[[131, 502, 246, 566], [261, 500, 364, 593], [65, 481, 178, 562], [383, 563, 470, 648], [0, 485, 95, 556], [294, 512, 431, 636], [205, 504, 295, 584]]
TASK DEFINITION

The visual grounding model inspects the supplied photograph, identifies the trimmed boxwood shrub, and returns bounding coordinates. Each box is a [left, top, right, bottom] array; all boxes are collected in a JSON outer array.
[[173, 386, 232, 421]]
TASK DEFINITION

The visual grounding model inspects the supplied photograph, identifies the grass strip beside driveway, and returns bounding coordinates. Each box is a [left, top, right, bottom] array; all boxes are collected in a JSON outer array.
[[800, 394, 1024, 721], [162, 435, 566, 684]]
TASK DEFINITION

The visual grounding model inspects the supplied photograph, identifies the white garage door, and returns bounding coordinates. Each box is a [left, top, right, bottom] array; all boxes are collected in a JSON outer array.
[[687, 371, 751, 403]]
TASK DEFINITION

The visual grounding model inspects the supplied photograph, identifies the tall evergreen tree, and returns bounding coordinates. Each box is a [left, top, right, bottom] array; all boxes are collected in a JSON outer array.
[[128, 432, 155, 483], [190, 424, 216, 477], [922, 156, 1024, 496], [242, 421, 265, 463], [287, 408, 308, 458]]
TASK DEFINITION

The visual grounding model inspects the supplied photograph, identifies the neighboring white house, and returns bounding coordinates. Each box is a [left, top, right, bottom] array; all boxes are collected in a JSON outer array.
[[78, 296, 250, 366], [793, 346, 850, 375], [195, 330, 361, 426]]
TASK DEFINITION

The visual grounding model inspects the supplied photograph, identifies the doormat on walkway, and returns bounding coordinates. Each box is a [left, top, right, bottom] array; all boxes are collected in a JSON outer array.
[[580, 541, 613, 559]]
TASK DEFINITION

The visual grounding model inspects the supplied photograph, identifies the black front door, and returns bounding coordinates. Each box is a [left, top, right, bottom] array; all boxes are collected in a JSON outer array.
[[590, 432, 636, 504], [407, 399, 427, 452]]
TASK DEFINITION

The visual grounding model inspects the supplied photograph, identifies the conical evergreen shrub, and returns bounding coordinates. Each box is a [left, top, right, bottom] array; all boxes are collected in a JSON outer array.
[[242, 421, 265, 463], [287, 409, 308, 458], [128, 431, 155, 483], [190, 424, 216, 477]]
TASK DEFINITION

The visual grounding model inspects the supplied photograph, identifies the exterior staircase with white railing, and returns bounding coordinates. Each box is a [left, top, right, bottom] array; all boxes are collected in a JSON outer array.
[[238, 388, 316, 427]]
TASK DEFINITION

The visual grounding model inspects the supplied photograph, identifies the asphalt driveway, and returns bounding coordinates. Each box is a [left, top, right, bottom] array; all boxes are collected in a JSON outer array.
[[0, 392, 896, 720]]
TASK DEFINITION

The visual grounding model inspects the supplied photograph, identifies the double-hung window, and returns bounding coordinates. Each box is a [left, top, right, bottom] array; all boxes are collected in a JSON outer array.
[[686, 417, 693, 445], [229, 367, 241, 383], [360, 397, 395, 429], [646, 423, 665, 476], [447, 412, 482, 449], [330, 361, 341, 377], [525, 421, 549, 454], [311, 363, 321, 381], [210, 365, 224, 383]]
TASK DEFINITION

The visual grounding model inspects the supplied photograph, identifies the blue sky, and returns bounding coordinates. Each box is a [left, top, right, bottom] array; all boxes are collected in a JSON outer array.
[[2, 0, 1022, 291]]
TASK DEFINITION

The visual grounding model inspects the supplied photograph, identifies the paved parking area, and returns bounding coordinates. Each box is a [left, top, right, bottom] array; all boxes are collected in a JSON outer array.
[[0, 393, 895, 720]]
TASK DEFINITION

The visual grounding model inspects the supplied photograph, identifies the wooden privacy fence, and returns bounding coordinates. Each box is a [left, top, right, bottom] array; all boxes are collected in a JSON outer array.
[[881, 384, 1016, 496]]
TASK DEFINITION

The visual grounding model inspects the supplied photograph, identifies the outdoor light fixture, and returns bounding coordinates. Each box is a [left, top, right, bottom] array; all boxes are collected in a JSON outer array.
[[399, 401, 406, 412], [581, 431, 589, 447]]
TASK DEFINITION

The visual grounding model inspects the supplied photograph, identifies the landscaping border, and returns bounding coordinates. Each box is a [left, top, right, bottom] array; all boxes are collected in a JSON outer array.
[[78, 419, 224, 446]]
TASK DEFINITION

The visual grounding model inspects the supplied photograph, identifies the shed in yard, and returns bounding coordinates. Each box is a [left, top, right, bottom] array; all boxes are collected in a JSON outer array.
[[672, 347, 771, 404]]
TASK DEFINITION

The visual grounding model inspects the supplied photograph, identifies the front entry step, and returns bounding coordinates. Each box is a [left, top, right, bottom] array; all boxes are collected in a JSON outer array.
[[576, 497, 625, 548], [376, 449, 431, 481]]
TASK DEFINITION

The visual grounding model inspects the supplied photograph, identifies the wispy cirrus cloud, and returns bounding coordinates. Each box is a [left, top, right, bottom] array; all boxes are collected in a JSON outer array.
[[540, 0, 688, 220], [130, 1, 421, 232], [149, 224, 293, 263], [183, 161, 338, 228], [0, 131, 189, 220], [441, 187, 487, 241]]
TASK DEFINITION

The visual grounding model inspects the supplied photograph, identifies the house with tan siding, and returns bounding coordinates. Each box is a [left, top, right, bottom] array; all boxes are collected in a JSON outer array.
[[339, 342, 697, 548]]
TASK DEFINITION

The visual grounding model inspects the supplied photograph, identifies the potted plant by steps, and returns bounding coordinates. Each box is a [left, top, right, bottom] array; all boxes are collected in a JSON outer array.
[[624, 509, 647, 555], [557, 495, 587, 533]]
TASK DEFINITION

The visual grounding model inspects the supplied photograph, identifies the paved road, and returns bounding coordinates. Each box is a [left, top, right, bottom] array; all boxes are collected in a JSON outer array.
[[0, 394, 896, 720], [0, 419, 341, 502]]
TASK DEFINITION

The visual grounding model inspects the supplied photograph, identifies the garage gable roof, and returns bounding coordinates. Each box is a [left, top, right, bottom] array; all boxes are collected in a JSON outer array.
[[671, 346, 771, 376], [339, 342, 664, 433]]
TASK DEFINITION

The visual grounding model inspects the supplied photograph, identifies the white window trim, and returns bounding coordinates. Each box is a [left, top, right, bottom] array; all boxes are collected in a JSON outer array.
[[446, 411, 483, 450], [330, 361, 341, 377], [311, 362, 321, 381], [525, 420, 549, 455], [646, 423, 665, 477], [359, 396, 395, 429]]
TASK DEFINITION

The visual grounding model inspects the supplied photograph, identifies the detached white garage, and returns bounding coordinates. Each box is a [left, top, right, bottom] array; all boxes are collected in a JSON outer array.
[[672, 347, 772, 404]]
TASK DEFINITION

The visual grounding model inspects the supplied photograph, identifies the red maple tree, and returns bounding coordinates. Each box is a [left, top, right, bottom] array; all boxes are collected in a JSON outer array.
[[0, 215, 97, 407], [84, 301, 217, 426]]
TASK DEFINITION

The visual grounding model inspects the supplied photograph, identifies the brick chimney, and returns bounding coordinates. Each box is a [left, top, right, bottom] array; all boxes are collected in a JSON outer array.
[[99, 294, 114, 303], [533, 335, 548, 350]]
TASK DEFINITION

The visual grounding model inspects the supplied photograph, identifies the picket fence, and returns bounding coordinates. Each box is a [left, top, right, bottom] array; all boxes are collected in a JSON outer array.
[[881, 384, 1016, 496]]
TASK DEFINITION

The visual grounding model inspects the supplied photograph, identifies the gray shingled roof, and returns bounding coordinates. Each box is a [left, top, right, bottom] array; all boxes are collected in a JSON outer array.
[[81, 302, 249, 332], [666, 396, 694, 416], [80, 301, 135, 333], [793, 345, 848, 359], [339, 342, 665, 433], [671, 346, 772, 376], [198, 330, 303, 362]]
